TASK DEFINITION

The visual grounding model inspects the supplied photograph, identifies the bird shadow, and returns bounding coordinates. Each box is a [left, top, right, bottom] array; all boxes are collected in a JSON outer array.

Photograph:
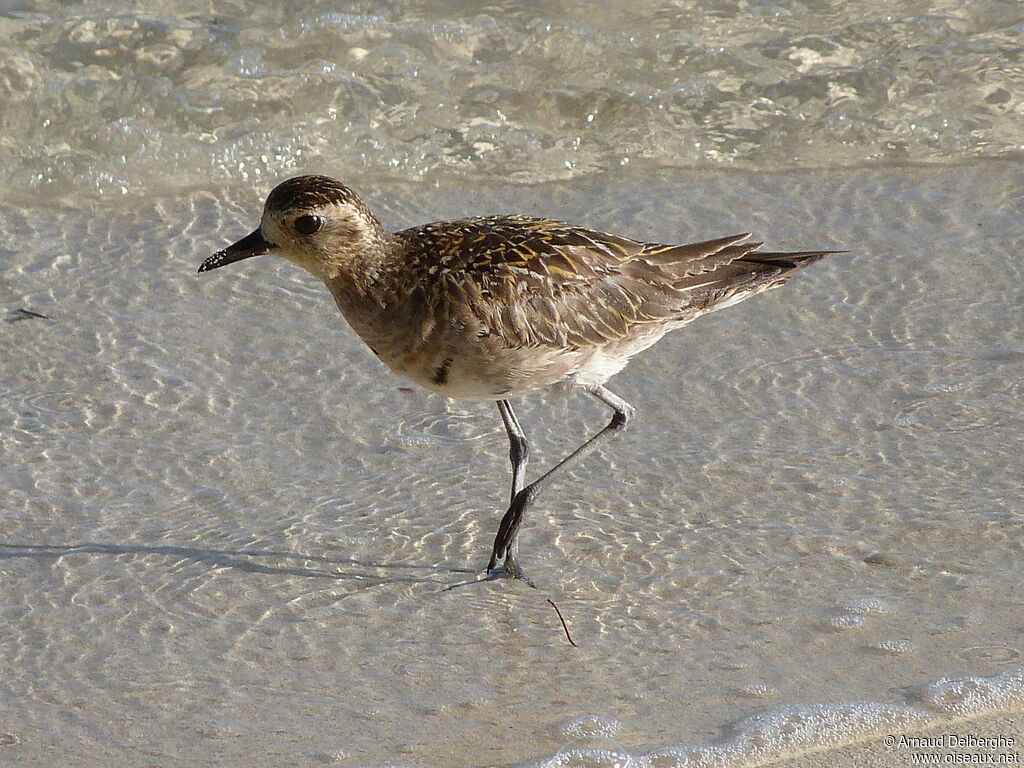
[[0, 541, 477, 587]]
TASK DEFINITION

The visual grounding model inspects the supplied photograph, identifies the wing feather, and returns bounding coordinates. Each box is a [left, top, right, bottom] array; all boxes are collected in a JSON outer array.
[[393, 217, 835, 349]]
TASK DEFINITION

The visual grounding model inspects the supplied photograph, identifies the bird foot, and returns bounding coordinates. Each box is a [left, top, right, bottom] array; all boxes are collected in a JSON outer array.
[[486, 558, 537, 588]]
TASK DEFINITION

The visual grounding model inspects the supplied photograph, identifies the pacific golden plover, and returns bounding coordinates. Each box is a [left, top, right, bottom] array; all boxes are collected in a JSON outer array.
[[200, 175, 841, 580]]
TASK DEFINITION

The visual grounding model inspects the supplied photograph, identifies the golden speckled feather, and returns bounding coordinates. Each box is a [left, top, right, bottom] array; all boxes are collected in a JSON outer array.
[[387, 216, 828, 351]]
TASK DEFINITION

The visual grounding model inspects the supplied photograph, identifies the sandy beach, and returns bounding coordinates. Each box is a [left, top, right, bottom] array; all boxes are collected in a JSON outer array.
[[2, 2, 1022, 766], [771, 711, 1024, 768]]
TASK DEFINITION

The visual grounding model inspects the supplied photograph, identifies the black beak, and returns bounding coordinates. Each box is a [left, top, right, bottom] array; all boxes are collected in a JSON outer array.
[[198, 229, 274, 273]]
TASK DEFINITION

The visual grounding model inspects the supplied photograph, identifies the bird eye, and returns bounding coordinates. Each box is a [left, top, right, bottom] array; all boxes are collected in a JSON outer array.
[[294, 215, 323, 235]]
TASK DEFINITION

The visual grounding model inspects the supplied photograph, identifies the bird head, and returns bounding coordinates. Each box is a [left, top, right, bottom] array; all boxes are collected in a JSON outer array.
[[199, 175, 386, 282]]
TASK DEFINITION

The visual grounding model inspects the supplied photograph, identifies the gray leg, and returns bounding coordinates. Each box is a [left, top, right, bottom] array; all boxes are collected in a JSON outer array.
[[496, 399, 529, 565], [497, 400, 529, 501], [487, 386, 635, 577]]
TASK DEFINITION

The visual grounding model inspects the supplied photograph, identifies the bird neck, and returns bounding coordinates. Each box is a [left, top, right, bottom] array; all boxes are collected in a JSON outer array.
[[322, 225, 398, 307]]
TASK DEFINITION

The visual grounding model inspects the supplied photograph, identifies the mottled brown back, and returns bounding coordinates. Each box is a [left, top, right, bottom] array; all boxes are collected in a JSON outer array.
[[391, 216, 835, 350]]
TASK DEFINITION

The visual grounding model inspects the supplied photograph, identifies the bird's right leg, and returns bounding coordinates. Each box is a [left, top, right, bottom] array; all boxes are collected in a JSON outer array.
[[488, 387, 634, 580], [496, 399, 529, 566]]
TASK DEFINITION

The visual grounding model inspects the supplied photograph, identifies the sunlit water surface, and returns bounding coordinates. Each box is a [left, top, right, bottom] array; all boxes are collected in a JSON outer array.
[[1, 1, 1023, 766]]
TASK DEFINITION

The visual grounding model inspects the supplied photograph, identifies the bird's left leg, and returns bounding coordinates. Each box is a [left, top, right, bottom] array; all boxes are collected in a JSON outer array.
[[488, 386, 635, 579]]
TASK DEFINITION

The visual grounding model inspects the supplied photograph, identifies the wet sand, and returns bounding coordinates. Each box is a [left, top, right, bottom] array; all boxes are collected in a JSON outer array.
[[5, 2, 1024, 764], [770, 711, 1024, 768], [3, 160, 1023, 766]]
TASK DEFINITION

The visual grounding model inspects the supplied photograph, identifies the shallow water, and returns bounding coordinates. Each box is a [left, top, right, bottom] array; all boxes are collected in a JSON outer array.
[[3, 0, 1023, 200], [2, 2, 1024, 767]]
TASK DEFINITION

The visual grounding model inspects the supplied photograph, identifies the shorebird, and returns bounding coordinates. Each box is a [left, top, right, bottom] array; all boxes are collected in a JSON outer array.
[[200, 175, 840, 580]]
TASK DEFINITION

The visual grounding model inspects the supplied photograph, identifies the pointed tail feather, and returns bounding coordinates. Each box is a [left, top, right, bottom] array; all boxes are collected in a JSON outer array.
[[740, 249, 848, 271]]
